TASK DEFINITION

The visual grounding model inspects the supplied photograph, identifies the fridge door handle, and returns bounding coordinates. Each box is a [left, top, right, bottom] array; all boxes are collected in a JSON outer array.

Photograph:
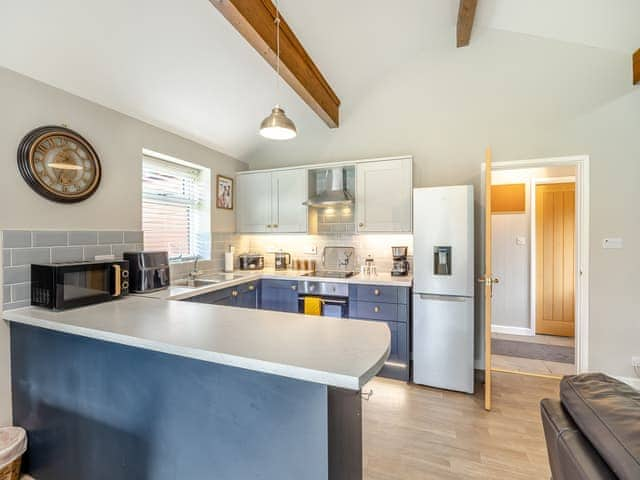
[[418, 294, 469, 302]]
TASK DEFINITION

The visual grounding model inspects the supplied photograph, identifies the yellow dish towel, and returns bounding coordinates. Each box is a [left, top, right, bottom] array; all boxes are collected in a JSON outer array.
[[303, 296, 322, 315]]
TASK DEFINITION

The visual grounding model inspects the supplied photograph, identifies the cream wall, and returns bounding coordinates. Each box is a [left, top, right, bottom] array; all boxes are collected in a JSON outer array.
[[0, 67, 247, 425], [245, 31, 640, 380]]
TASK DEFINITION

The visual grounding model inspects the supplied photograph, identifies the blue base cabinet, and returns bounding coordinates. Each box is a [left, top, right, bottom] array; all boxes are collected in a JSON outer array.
[[348, 285, 411, 381], [186, 281, 260, 309], [259, 279, 299, 313]]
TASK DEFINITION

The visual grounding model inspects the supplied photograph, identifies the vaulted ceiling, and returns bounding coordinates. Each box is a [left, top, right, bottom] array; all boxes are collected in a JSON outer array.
[[1, 0, 638, 164]]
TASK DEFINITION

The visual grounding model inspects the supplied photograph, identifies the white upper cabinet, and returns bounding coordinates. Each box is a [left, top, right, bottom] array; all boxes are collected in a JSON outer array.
[[270, 169, 308, 233], [355, 157, 412, 233], [236, 169, 307, 233], [236, 172, 273, 233]]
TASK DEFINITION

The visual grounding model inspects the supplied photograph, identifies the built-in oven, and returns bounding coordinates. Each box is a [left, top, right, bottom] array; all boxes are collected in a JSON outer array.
[[297, 280, 349, 318], [31, 260, 129, 310]]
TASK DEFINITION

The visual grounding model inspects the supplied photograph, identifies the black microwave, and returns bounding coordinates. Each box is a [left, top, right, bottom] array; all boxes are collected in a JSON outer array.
[[31, 260, 129, 310]]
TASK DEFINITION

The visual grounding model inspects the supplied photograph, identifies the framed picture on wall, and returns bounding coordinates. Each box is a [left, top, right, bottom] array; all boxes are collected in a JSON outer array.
[[216, 175, 234, 210]]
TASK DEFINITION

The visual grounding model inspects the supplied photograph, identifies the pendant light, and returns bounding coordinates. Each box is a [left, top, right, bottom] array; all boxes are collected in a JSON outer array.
[[259, 0, 297, 140]]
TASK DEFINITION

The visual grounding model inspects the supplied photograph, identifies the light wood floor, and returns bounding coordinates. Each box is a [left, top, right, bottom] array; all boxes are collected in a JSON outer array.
[[363, 371, 559, 480]]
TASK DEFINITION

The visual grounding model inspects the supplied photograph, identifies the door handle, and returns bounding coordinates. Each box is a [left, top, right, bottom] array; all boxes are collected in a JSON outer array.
[[112, 264, 121, 297]]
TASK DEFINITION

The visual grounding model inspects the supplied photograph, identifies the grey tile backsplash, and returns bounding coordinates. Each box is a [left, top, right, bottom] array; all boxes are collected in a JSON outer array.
[[2, 230, 143, 310]]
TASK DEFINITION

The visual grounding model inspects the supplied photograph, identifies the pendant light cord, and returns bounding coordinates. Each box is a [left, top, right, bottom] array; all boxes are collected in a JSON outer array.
[[274, 0, 281, 103]]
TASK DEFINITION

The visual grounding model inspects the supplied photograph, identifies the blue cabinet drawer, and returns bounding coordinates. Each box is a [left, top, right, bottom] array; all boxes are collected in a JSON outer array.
[[349, 301, 408, 323], [186, 287, 233, 305], [350, 301, 397, 322], [349, 285, 409, 304]]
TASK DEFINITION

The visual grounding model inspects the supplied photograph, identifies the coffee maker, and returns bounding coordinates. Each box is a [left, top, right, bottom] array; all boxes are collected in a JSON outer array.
[[391, 246, 410, 276]]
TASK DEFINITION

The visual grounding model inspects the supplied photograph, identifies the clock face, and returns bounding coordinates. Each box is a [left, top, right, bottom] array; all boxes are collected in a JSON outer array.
[[18, 126, 101, 203]]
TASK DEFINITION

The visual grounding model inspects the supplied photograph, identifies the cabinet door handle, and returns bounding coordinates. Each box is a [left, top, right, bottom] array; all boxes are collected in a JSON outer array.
[[361, 389, 374, 401], [248, 285, 255, 291], [231, 290, 239, 297], [291, 284, 297, 291], [273, 224, 279, 228], [373, 306, 380, 313], [373, 288, 381, 296], [359, 222, 364, 228]]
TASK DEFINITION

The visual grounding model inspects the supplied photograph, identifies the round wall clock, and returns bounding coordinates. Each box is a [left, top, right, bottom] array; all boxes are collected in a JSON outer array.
[[17, 125, 102, 203]]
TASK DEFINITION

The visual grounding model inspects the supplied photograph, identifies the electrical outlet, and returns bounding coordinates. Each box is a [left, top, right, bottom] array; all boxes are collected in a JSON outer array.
[[632, 356, 640, 367], [303, 245, 318, 255]]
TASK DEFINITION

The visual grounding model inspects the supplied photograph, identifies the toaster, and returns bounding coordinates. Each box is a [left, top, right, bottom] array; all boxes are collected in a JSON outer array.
[[123, 251, 171, 292], [238, 253, 264, 270]]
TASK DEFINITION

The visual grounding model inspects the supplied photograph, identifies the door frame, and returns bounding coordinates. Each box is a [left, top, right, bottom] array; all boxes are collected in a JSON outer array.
[[481, 155, 589, 374], [530, 176, 576, 338]]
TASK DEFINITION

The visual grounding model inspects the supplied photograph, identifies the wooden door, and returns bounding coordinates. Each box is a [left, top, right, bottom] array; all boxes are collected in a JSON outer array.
[[271, 169, 308, 233], [536, 183, 575, 337], [236, 172, 272, 233], [481, 147, 498, 411], [355, 158, 412, 232]]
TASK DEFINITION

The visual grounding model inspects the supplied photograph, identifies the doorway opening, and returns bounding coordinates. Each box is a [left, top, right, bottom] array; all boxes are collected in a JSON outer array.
[[482, 155, 589, 382]]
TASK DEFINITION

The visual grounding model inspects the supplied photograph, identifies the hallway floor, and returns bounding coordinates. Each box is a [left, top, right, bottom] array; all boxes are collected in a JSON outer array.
[[492, 332, 576, 377]]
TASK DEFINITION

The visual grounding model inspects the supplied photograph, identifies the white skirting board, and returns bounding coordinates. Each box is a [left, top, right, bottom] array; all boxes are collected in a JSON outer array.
[[491, 325, 533, 336]]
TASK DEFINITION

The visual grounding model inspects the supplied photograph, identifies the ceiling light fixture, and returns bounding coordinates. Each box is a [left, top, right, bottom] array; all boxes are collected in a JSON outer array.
[[259, 0, 297, 140]]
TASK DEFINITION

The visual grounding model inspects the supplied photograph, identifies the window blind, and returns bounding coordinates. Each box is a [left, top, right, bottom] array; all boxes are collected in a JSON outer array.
[[142, 155, 208, 260]]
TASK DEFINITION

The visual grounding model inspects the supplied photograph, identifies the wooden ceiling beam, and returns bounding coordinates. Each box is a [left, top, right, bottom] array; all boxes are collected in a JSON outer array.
[[634, 49, 640, 85], [457, 0, 478, 48], [210, 0, 340, 128]]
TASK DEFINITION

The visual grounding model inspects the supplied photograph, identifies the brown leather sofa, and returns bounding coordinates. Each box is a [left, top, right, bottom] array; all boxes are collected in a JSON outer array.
[[540, 373, 640, 480]]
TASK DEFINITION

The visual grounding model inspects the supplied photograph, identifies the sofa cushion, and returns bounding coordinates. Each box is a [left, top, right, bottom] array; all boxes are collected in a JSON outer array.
[[560, 373, 640, 480], [541, 399, 617, 480]]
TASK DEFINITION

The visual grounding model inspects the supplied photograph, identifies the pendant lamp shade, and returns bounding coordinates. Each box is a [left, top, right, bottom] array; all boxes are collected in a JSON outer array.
[[259, 105, 297, 140]]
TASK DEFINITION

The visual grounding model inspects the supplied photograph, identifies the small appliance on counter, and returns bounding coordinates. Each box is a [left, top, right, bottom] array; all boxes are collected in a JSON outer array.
[[124, 251, 170, 293], [238, 253, 264, 270], [391, 246, 410, 276], [31, 259, 130, 310], [274, 251, 291, 270]]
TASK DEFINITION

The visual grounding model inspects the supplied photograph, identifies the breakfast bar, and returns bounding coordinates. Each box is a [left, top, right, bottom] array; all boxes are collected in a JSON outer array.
[[5, 297, 390, 480]]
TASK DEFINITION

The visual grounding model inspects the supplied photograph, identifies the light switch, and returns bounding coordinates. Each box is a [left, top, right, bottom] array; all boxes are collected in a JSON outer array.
[[516, 236, 526, 246], [602, 238, 623, 249]]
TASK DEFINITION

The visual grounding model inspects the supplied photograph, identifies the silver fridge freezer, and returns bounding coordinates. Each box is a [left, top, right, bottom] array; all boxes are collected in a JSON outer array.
[[412, 185, 475, 393]]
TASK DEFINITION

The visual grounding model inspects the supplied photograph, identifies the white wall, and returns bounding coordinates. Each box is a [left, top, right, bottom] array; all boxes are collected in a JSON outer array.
[[0, 67, 247, 425], [491, 166, 575, 333], [244, 30, 640, 380]]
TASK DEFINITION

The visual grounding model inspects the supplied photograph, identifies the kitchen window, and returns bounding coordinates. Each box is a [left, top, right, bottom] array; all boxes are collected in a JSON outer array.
[[142, 150, 211, 261]]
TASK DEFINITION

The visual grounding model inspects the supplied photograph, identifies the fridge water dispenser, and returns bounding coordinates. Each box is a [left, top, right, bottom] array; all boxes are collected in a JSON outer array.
[[433, 246, 451, 275]]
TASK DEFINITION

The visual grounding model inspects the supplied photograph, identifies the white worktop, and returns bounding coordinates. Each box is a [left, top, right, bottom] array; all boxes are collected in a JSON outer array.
[[4, 296, 390, 390], [139, 268, 413, 301]]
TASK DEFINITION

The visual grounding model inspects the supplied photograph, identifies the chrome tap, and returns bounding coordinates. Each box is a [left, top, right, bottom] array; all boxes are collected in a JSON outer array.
[[186, 256, 201, 287]]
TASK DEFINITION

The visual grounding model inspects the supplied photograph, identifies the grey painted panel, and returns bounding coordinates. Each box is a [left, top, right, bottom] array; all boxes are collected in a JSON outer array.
[[2, 249, 10, 266], [68, 231, 98, 246], [32, 231, 68, 247], [11, 324, 330, 480], [2, 285, 9, 303], [123, 231, 143, 243], [98, 231, 124, 244], [83, 245, 112, 261], [51, 247, 84, 263], [3, 266, 29, 284], [11, 283, 29, 302], [12, 248, 50, 266], [3, 231, 32, 248]]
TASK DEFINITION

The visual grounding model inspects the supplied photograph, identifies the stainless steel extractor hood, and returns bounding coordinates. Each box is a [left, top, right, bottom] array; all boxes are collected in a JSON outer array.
[[304, 167, 354, 207]]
